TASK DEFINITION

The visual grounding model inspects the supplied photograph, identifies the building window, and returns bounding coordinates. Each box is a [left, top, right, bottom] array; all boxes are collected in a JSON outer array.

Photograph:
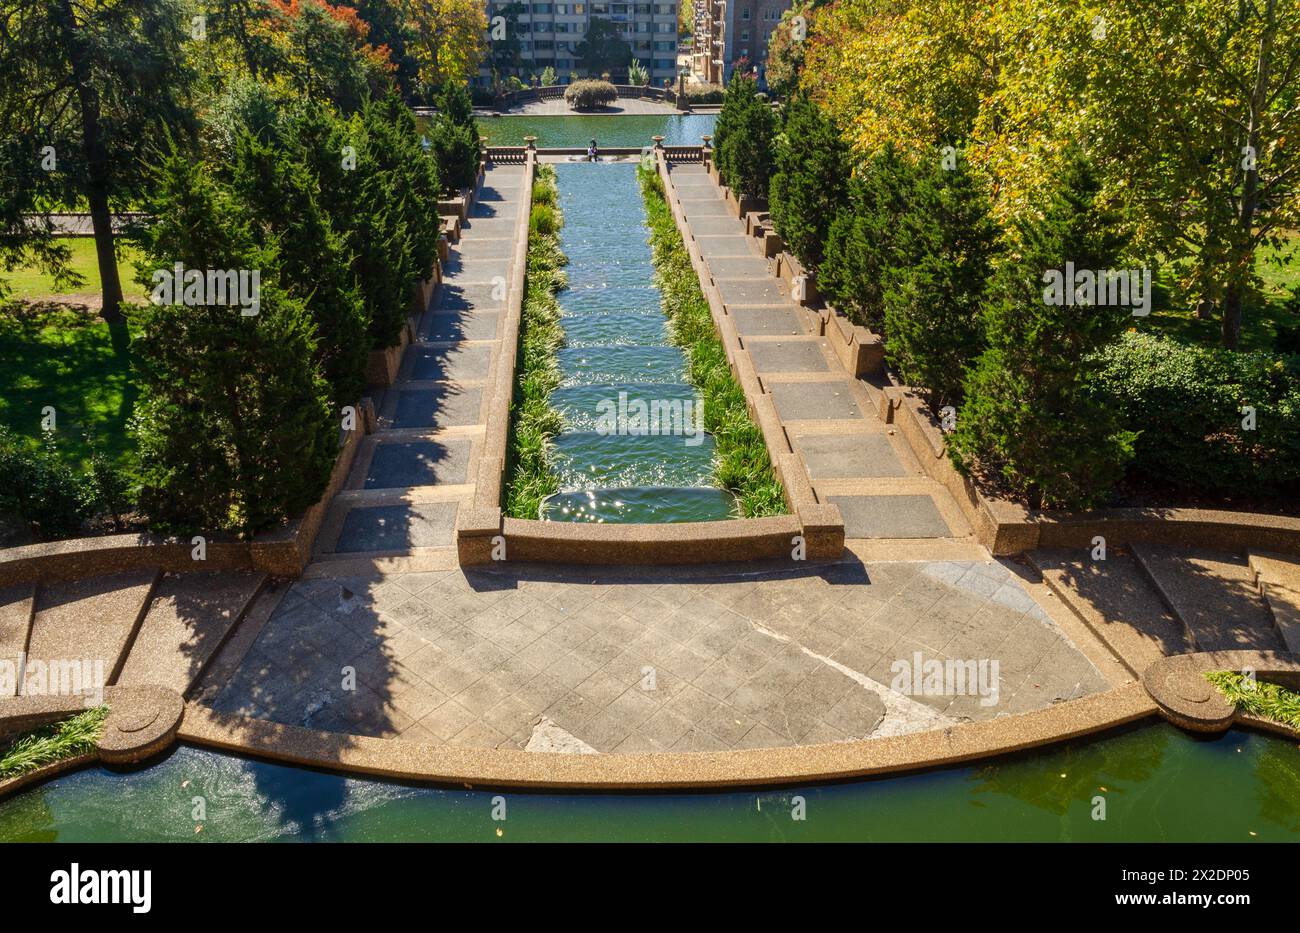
[[740, 30, 748, 40], [741, 7, 750, 19]]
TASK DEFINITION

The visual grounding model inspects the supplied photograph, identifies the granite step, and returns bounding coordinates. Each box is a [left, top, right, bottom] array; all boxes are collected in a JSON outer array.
[[1029, 548, 1193, 675], [1248, 552, 1300, 653], [0, 584, 35, 698], [116, 571, 268, 698], [25, 569, 159, 696], [1131, 544, 1286, 652]]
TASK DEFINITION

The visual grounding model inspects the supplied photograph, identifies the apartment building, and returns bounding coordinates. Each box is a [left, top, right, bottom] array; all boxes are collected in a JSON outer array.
[[693, 0, 791, 85], [481, 2, 681, 86]]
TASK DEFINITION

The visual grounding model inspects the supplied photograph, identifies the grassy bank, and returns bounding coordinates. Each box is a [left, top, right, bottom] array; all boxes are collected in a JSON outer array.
[[1206, 671, 1300, 731], [0, 705, 108, 780], [1, 237, 146, 302], [638, 165, 786, 517], [503, 165, 568, 519], [0, 304, 138, 470]]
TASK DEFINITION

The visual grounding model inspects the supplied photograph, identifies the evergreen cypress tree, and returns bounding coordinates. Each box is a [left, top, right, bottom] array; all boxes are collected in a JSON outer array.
[[712, 76, 750, 185], [131, 150, 337, 538], [768, 91, 849, 270], [882, 155, 998, 412], [716, 78, 775, 202], [818, 144, 918, 331], [436, 81, 476, 128], [229, 130, 369, 411], [950, 147, 1136, 509], [290, 101, 414, 349]]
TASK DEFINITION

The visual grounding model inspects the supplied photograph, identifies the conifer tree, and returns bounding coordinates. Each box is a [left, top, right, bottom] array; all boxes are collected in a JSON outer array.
[[818, 145, 918, 331], [768, 91, 849, 270], [130, 149, 336, 537], [882, 155, 998, 412], [229, 130, 369, 411], [950, 147, 1136, 509]]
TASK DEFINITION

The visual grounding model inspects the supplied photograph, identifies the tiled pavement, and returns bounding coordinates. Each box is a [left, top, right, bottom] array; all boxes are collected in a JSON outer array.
[[209, 559, 1110, 753], [666, 163, 974, 542], [312, 164, 527, 560]]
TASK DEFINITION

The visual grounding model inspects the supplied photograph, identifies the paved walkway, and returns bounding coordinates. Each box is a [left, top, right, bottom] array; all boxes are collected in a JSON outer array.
[[666, 163, 974, 542], [311, 164, 528, 561], [208, 557, 1111, 752]]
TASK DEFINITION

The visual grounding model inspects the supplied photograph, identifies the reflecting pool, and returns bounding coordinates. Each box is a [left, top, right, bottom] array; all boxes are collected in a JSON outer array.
[[1, 725, 1296, 842]]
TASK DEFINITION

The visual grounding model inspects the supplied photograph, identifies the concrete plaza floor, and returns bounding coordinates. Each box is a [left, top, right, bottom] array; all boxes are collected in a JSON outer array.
[[209, 557, 1111, 753]]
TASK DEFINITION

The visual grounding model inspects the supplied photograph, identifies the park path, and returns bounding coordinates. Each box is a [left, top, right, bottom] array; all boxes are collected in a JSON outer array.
[[309, 163, 529, 565], [665, 163, 974, 543]]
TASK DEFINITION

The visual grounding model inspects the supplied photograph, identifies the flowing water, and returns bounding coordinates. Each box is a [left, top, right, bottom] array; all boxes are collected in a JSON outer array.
[[475, 113, 717, 149], [539, 162, 735, 523], [1, 725, 1295, 842]]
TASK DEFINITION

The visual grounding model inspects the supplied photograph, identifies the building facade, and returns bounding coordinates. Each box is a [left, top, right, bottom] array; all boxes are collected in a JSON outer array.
[[693, 0, 790, 85], [481, 2, 681, 87]]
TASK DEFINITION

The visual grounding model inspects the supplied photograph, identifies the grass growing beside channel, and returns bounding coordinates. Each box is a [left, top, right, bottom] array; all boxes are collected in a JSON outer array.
[[504, 164, 568, 519], [1206, 671, 1300, 731], [0, 705, 108, 780], [638, 165, 786, 517]]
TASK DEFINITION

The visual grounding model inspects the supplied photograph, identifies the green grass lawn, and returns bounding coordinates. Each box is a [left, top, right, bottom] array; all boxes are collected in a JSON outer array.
[[1, 237, 146, 302], [1141, 233, 1300, 353], [0, 305, 138, 471]]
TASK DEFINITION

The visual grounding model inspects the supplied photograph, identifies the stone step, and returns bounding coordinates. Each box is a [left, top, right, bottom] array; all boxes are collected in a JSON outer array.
[[1028, 548, 1193, 675], [1248, 552, 1300, 653], [25, 569, 159, 696], [0, 584, 35, 698], [116, 571, 268, 698], [1131, 544, 1285, 652]]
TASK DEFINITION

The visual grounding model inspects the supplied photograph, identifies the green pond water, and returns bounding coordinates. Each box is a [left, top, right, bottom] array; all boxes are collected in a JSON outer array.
[[475, 113, 717, 149], [0, 725, 1295, 842], [539, 162, 735, 523]]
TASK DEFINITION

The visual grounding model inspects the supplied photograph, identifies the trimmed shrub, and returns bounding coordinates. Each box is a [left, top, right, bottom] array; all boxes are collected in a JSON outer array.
[[817, 144, 919, 332], [1092, 332, 1300, 495], [132, 150, 336, 538], [882, 158, 998, 412], [564, 79, 618, 110], [950, 148, 1136, 510], [687, 83, 725, 104], [768, 91, 849, 270], [0, 428, 88, 538]]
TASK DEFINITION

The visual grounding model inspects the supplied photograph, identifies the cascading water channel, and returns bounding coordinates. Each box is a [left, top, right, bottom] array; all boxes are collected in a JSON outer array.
[[539, 162, 737, 523]]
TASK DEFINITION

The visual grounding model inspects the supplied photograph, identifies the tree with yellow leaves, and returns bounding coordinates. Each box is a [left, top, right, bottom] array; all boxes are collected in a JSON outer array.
[[397, 0, 487, 88]]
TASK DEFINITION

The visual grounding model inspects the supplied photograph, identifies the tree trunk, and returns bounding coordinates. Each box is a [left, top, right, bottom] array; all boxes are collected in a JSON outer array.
[[1223, 0, 1276, 349], [1221, 276, 1244, 349], [58, 0, 123, 323]]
